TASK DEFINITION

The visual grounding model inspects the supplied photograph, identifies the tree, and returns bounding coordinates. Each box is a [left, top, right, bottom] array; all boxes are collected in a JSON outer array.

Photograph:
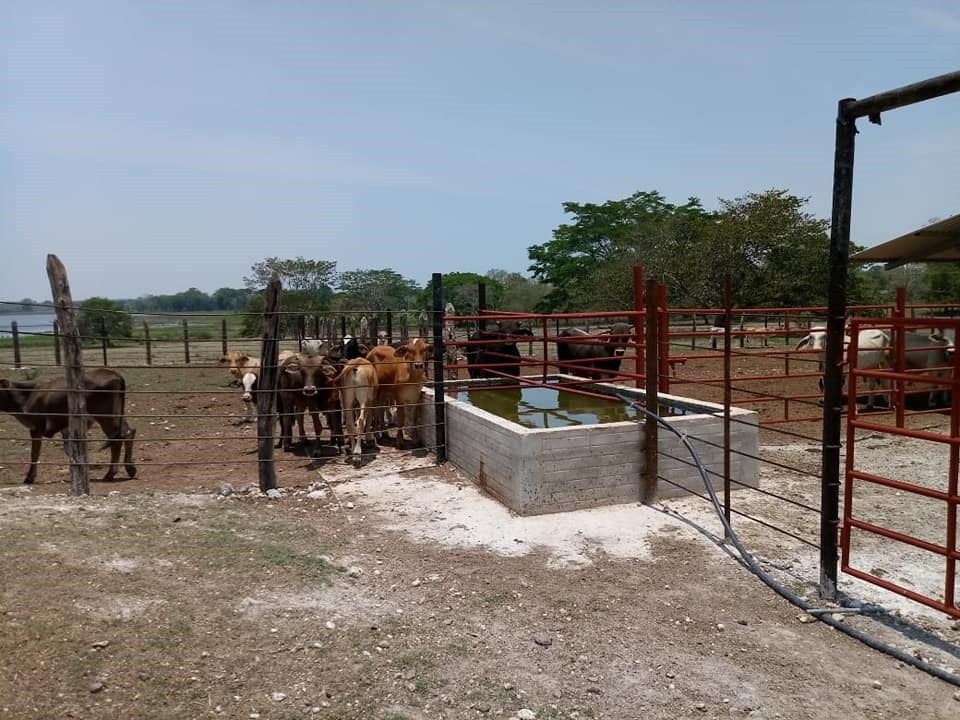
[[416, 272, 504, 315], [19, 298, 36, 312], [241, 257, 337, 337], [77, 297, 133, 345], [243, 257, 337, 293], [334, 269, 420, 311], [485, 269, 551, 312], [528, 190, 713, 311]]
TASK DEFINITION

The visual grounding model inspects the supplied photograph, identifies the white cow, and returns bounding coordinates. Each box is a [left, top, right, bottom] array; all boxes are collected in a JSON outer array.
[[795, 327, 891, 410]]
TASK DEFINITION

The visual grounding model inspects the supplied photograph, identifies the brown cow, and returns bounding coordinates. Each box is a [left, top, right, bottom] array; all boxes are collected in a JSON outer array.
[[366, 337, 431, 449], [335, 357, 379, 462], [277, 351, 343, 452], [0, 368, 136, 484]]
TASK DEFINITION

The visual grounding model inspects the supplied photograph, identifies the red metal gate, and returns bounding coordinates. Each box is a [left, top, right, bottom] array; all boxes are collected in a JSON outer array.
[[841, 317, 960, 617]]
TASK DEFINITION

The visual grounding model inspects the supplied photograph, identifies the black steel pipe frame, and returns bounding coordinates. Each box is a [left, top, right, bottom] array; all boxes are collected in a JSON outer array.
[[820, 69, 960, 600], [431, 273, 447, 464]]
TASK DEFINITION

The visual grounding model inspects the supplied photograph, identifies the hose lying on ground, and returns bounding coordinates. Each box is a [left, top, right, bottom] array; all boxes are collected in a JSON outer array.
[[618, 394, 960, 688]]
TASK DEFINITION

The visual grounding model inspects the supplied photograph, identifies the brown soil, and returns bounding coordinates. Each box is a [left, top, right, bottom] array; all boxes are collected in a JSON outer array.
[[1, 342, 958, 718]]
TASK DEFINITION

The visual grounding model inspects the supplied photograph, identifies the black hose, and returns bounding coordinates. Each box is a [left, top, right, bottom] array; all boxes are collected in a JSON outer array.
[[619, 394, 960, 688]]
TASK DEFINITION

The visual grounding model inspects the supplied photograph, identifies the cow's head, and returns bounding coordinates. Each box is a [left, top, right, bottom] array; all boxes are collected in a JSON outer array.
[[396, 338, 433, 373], [219, 351, 250, 380], [240, 371, 258, 403], [604, 323, 634, 356], [283, 353, 338, 397]]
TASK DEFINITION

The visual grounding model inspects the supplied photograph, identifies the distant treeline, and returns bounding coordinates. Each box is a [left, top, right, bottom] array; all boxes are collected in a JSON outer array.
[[119, 287, 255, 313]]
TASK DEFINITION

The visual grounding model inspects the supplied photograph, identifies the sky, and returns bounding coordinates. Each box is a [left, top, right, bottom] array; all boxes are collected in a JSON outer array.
[[2, 1, 958, 302]]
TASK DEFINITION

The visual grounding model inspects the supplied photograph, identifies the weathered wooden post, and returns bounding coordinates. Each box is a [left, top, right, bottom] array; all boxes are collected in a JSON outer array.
[[53, 320, 62, 366], [221, 317, 228, 356], [100, 317, 109, 366], [143, 321, 152, 366], [386, 311, 393, 345], [46, 254, 89, 495], [11, 322, 21, 369], [400, 311, 409, 342], [182, 319, 190, 364], [257, 274, 282, 492]]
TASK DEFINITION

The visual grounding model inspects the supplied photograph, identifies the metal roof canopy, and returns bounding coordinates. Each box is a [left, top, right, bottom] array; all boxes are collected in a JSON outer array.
[[851, 213, 960, 268]]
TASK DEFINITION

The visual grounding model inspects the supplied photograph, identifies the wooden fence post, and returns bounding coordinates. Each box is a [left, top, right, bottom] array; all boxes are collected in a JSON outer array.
[[46, 254, 89, 495], [144, 322, 152, 366], [53, 320, 62, 366], [257, 274, 282, 492], [11, 322, 21, 369], [182, 319, 190, 364], [100, 317, 109, 366], [221, 318, 228, 356]]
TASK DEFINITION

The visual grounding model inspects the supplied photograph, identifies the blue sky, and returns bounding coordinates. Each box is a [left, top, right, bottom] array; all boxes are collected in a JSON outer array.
[[2, 1, 958, 301]]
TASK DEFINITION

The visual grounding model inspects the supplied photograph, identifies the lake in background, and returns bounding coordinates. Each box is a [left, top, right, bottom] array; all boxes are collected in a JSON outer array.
[[0, 312, 57, 337]]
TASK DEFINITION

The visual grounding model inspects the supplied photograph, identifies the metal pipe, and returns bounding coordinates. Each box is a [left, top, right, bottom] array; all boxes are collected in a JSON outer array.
[[846, 70, 960, 121], [820, 97, 858, 600], [431, 273, 447, 464]]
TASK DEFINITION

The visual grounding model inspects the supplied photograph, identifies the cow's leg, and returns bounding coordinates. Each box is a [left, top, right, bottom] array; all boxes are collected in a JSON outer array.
[[25, 430, 42, 484], [326, 406, 343, 450], [395, 402, 407, 449], [308, 410, 323, 445], [123, 424, 137, 478]]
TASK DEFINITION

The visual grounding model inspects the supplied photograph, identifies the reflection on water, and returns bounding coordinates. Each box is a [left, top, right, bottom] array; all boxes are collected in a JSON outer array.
[[453, 385, 639, 429]]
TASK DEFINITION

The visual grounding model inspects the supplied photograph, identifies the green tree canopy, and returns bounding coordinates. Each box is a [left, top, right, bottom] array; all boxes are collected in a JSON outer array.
[[334, 269, 420, 311], [77, 297, 133, 345], [529, 188, 874, 311], [243, 257, 337, 293], [417, 272, 504, 315], [484, 269, 551, 312]]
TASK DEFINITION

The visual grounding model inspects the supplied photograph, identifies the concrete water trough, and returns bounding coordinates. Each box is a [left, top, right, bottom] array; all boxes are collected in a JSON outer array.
[[422, 374, 759, 516]]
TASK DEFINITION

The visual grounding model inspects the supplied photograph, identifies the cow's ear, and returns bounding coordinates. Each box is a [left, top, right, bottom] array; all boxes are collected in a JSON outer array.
[[217, 356, 229, 365], [424, 344, 433, 355], [321, 362, 338, 381], [795, 337, 810, 351], [396, 346, 409, 358], [239, 354, 250, 364]]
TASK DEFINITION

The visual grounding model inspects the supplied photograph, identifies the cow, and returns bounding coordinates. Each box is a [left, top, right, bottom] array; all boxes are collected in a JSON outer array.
[[277, 351, 343, 452], [0, 368, 136, 484], [335, 357, 379, 462], [902, 329, 954, 409], [794, 327, 891, 410], [231, 350, 296, 425], [555, 323, 633, 380], [366, 337, 432, 448], [465, 320, 534, 380]]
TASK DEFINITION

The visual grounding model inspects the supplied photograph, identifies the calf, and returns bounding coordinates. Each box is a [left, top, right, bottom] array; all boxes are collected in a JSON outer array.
[[219, 350, 259, 386], [366, 337, 431, 448], [233, 350, 295, 425], [277, 351, 343, 452], [335, 357, 379, 462], [0, 368, 136, 484]]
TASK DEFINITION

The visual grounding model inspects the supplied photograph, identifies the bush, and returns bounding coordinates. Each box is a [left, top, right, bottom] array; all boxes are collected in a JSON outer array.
[[77, 297, 133, 346]]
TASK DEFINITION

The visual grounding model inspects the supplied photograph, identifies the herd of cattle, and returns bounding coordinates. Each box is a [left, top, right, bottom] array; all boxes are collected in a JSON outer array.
[[0, 320, 954, 484]]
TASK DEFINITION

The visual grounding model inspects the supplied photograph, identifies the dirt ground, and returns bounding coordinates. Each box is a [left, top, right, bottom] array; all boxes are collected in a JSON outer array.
[[1, 341, 960, 718]]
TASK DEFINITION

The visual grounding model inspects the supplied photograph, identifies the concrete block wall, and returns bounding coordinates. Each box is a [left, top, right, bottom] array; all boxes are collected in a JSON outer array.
[[422, 380, 759, 516]]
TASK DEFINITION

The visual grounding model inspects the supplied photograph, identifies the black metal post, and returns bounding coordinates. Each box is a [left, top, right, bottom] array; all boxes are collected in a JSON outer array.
[[431, 274, 447, 464], [221, 317, 228, 356], [820, 98, 857, 600], [478, 282, 487, 332], [386, 311, 393, 345], [723, 275, 733, 539]]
